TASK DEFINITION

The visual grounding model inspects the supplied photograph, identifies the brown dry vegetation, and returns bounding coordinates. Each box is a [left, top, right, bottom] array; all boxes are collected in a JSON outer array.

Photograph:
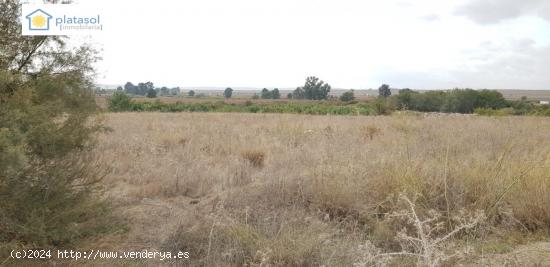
[[88, 112, 550, 266]]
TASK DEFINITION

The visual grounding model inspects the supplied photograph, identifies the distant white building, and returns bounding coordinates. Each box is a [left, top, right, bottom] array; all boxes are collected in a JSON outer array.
[[540, 101, 550, 105]]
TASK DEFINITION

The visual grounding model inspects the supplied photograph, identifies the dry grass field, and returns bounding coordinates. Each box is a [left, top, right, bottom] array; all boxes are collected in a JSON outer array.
[[87, 112, 550, 266], [497, 90, 550, 101]]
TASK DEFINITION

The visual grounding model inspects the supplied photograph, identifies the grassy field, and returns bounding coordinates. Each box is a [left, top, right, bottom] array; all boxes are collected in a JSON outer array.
[[84, 112, 550, 266], [497, 90, 550, 101]]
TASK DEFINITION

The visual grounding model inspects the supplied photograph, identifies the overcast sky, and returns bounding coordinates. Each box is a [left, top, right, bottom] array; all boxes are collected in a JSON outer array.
[[73, 0, 550, 89]]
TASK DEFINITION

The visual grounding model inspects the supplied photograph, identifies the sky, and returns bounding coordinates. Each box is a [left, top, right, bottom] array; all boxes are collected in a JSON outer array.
[[69, 0, 550, 89]]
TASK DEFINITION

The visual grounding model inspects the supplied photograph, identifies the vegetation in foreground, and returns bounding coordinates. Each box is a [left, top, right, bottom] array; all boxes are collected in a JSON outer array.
[[1, 0, 113, 256], [86, 112, 550, 266]]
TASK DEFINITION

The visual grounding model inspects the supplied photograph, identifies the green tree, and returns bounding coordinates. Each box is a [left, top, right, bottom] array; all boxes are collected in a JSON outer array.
[[272, 88, 280, 99], [261, 88, 272, 99], [340, 90, 355, 102], [224, 87, 233, 99], [188, 90, 195, 97], [146, 88, 157, 98], [0, 0, 109, 247], [292, 87, 305, 99], [124, 82, 137, 94], [160, 86, 170, 96], [137, 82, 147, 95], [136, 81, 154, 96], [170, 87, 180, 96], [441, 89, 478, 113], [378, 84, 391, 98], [477, 89, 507, 109], [296, 76, 331, 100], [414, 91, 446, 112], [108, 91, 133, 111], [396, 88, 417, 109], [510, 96, 532, 115]]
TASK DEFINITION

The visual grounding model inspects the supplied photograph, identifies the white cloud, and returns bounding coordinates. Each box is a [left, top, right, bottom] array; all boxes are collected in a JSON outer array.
[[454, 0, 550, 24]]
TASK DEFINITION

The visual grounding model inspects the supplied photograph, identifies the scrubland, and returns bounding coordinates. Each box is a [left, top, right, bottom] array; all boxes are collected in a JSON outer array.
[[90, 112, 550, 266]]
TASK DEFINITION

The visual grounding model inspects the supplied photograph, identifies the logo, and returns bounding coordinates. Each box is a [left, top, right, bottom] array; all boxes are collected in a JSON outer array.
[[21, 4, 104, 36], [25, 9, 52, 30]]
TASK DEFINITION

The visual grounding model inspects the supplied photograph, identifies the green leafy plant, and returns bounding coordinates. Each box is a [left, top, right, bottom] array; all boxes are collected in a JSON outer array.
[[108, 91, 133, 111]]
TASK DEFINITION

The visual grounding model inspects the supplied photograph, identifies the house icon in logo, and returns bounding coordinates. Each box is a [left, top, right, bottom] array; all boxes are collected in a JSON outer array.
[[26, 9, 52, 31]]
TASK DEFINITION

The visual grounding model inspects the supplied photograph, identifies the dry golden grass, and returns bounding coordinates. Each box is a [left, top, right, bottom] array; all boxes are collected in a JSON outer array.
[[91, 112, 550, 266], [241, 150, 266, 168]]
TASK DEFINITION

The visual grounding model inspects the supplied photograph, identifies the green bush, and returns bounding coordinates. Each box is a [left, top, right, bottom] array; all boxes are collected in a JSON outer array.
[[393, 88, 509, 114], [146, 88, 157, 98], [0, 71, 111, 247], [108, 91, 133, 111], [1, 1, 114, 249], [339, 90, 355, 102], [474, 108, 514, 116], [373, 98, 393, 115]]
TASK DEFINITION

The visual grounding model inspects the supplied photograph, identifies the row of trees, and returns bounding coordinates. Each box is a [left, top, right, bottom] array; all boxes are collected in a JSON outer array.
[[120, 82, 181, 97], [394, 88, 508, 113], [117, 79, 508, 114], [260, 88, 281, 99], [115, 77, 346, 101]]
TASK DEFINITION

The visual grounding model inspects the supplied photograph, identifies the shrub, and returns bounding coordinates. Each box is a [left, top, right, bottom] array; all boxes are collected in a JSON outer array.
[[146, 88, 157, 98], [441, 89, 477, 113], [272, 88, 281, 99], [411, 91, 446, 112], [373, 98, 393, 115], [395, 88, 418, 109], [165, 210, 330, 266], [532, 106, 550, 116], [340, 90, 355, 102], [0, 71, 109, 247], [474, 108, 514, 116], [108, 91, 133, 111], [241, 150, 266, 168], [477, 89, 508, 109], [0, 1, 113, 249], [261, 88, 272, 99], [362, 125, 381, 140], [394, 89, 509, 114], [248, 106, 260, 113]]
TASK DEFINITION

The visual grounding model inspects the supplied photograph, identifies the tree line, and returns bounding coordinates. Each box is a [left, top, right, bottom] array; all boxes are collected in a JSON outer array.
[[114, 77, 541, 115], [120, 81, 181, 97], [392, 88, 508, 113]]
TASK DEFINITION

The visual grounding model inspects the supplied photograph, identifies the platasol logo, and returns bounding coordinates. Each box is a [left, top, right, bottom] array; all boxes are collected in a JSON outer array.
[[22, 4, 104, 35]]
